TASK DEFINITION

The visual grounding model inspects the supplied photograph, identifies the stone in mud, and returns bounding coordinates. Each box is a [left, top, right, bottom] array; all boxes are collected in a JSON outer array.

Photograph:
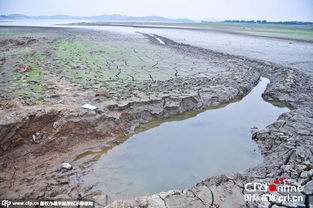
[[95, 90, 111, 98], [81, 104, 98, 110], [250, 126, 259, 134], [304, 180, 313, 195], [303, 161, 313, 168], [95, 108, 105, 114], [61, 162, 72, 171], [31, 134, 39, 144], [188, 185, 213, 205], [300, 171, 309, 178], [248, 201, 271, 208], [0, 57, 5, 64], [295, 164, 308, 173]]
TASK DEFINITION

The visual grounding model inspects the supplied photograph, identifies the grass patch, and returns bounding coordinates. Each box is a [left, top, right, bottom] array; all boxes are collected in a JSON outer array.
[[181, 22, 313, 41], [52, 40, 119, 85], [51, 39, 184, 98], [11, 51, 46, 103]]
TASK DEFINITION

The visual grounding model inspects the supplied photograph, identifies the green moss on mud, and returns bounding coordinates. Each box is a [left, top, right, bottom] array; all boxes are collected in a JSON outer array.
[[51, 40, 177, 90], [11, 51, 46, 103], [52, 40, 119, 85]]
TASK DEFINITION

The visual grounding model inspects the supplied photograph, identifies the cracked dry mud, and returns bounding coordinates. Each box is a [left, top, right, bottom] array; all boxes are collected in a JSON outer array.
[[0, 26, 312, 208]]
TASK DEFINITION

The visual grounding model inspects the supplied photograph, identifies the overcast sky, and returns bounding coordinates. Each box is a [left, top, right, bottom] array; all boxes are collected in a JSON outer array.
[[1, 0, 313, 21]]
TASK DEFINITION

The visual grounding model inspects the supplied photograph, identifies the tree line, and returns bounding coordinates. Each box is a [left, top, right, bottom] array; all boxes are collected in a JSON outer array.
[[223, 20, 312, 25]]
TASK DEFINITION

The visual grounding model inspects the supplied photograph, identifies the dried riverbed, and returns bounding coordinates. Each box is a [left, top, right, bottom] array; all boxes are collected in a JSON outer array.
[[0, 26, 312, 208]]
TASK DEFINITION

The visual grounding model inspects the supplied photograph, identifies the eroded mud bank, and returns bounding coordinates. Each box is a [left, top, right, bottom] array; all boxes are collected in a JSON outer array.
[[78, 77, 291, 200], [0, 26, 312, 208]]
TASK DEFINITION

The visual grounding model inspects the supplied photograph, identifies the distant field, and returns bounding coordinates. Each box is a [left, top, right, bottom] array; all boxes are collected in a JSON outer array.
[[148, 22, 313, 42], [72, 21, 313, 42], [181, 22, 313, 42]]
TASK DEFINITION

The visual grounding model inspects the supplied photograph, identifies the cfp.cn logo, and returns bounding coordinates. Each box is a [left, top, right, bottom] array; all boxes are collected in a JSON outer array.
[[1, 200, 11, 208]]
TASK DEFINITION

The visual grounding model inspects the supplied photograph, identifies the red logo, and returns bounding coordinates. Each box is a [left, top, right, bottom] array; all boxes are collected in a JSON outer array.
[[269, 178, 290, 192]]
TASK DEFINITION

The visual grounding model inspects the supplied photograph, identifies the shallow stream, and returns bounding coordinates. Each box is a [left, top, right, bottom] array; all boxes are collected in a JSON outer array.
[[78, 77, 289, 199]]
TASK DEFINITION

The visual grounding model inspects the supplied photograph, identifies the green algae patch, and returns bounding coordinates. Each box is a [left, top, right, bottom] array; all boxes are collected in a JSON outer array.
[[52, 40, 120, 85], [10, 51, 46, 104], [51, 40, 180, 88]]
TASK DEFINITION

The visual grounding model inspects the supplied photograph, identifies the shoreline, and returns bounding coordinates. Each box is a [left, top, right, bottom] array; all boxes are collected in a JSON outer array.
[[64, 22, 313, 43]]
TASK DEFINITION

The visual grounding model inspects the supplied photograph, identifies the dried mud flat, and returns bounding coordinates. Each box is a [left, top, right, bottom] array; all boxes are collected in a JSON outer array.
[[0, 26, 312, 208]]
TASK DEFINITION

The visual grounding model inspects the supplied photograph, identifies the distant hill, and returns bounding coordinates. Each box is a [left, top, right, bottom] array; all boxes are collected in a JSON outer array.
[[0, 13, 194, 23]]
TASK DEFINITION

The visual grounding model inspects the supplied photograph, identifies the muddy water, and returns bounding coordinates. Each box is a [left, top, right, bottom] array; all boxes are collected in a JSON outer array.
[[79, 77, 289, 199]]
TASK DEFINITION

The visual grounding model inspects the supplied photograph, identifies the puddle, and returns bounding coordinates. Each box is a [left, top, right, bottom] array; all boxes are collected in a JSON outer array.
[[78, 77, 289, 199]]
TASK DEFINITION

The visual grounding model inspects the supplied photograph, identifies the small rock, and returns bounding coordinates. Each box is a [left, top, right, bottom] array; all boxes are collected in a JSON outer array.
[[282, 165, 293, 173], [303, 160, 313, 168], [61, 162, 72, 171], [279, 135, 289, 139], [256, 201, 271, 208], [300, 171, 309, 178], [95, 90, 110, 98], [53, 122, 59, 129], [133, 91, 146, 98], [95, 108, 104, 114], [31, 134, 39, 144], [81, 104, 98, 110], [307, 169, 313, 177], [295, 148, 309, 159], [304, 180, 313, 195], [250, 126, 258, 134], [297, 129, 311, 136], [295, 164, 307, 172]]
